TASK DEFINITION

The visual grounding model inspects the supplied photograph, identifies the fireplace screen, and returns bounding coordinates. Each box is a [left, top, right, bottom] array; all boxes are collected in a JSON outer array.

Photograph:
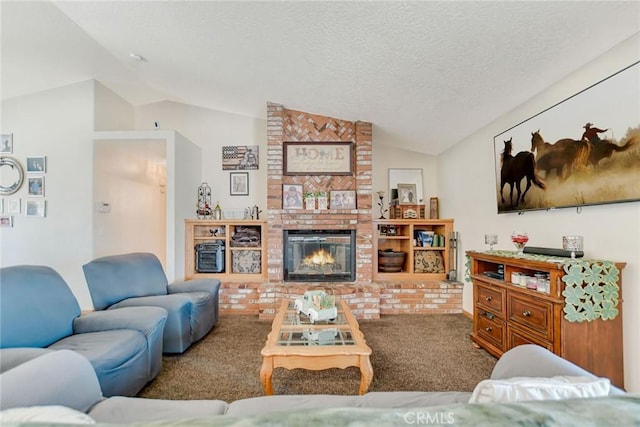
[[283, 230, 356, 282]]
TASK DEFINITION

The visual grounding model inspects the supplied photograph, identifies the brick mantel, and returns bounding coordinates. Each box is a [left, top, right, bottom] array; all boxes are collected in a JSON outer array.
[[266, 102, 373, 284]]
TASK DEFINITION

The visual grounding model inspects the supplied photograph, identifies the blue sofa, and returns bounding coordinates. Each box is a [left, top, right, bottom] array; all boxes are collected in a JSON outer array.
[[82, 252, 221, 354], [0, 265, 168, 397]]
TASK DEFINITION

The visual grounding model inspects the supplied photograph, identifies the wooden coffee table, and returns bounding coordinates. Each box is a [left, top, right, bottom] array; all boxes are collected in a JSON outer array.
[[260, 299, 373, 395]]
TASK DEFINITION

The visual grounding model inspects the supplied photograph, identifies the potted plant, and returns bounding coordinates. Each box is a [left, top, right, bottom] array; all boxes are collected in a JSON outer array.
[[316, 191, 328, 210], [303, 191, 316, 210]]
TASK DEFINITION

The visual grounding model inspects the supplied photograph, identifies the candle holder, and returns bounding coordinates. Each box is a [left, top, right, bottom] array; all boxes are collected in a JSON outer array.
[[562, 236, 584, 259], [484, 234, 498, 251], [376, 191, 388, 219]]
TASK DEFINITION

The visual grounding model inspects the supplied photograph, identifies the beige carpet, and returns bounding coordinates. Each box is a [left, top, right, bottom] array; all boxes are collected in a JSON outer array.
[[137, 314, 496, 403]]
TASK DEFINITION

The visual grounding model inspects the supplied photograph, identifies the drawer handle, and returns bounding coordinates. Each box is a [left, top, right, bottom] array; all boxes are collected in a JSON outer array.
[[485, 326, 493, 332], [482, 311, 495, 320], [484, 296, 492, 301], [522, 310, 531, 317]]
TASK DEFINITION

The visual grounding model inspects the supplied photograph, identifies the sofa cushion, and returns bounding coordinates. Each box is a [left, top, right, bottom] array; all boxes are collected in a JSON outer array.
[[0, 265, 81, 348], [363, 391, 473, 408], [225, 394, 364, 417], [469, 376, 611, 404], [89, 396, 228, 423], [0, 348, 53, 373], [82, 252, 169, 310], [0, 405, 95, 424], [49, 330, 146, 371]]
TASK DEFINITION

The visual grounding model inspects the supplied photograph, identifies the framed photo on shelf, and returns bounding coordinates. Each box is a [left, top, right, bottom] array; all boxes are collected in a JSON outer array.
[[26, 156, 46, 173], [397, 183, 417, 205], [229, 172, 249, 196], [330, 190, 356, 209], [25, 199, 46, 217], [283, 142, 353, 175], [283, 184, 303, 209]]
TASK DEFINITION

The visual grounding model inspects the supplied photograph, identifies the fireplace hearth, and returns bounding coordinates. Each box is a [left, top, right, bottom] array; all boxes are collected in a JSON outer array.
[[283, 229, 356, 282]]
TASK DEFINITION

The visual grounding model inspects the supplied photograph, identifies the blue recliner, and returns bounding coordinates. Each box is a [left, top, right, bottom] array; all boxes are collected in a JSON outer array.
[[82, 252, 221, 354], [0, 265, 168, 397]]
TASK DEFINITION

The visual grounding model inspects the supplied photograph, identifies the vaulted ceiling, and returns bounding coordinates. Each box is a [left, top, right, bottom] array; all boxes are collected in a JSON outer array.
[[2, 1, 639, 154]]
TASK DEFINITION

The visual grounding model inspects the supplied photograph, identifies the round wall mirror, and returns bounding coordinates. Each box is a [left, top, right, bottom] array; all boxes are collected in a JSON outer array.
[[0, 156, 25, 195]]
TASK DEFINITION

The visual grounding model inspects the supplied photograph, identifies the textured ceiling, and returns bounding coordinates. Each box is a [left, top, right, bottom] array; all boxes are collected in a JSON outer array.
[[2, 1, 639, 154]]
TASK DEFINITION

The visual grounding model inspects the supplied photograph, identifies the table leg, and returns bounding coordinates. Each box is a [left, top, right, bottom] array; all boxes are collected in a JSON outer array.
[[260, 356, 274, 395], [358, 355, 374, 395]]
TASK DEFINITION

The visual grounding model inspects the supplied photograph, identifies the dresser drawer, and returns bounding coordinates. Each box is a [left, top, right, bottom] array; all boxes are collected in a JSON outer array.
[[507, 294, 553, 340], [475, 309, 505, 350], [507, 325, 553, 352], [475, 284, 504, 316]]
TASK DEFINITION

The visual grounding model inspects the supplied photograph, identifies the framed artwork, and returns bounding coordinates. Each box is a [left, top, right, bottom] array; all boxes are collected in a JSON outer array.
[[397, 183, 417, 205], [28, 176, 44, 197], [283, 142, 353, 175], [494, 61, 640, 213], [7, 198, 20, 214], [25, 199, 45, 217], [283, 184, 303, 209], [330, 190, 356, 209], [222, 145, 259, 170], [26, 156, 46, 173], [0, 134, 13, 154], [0, 215, 13, 227], [230, 172, 249, 196]]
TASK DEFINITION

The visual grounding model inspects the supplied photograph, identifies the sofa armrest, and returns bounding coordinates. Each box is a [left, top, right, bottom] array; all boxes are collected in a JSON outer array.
[[168, 278, 221, 295], [73, 306, 168, 337], [0, 350, 103, 412], [490, 345, 625, 395]]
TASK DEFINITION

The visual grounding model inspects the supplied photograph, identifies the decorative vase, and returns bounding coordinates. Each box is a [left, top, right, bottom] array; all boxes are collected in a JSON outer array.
[[317, 196, 328, 210], [378, 250, 406, 272], [304, 197, 316, 210]]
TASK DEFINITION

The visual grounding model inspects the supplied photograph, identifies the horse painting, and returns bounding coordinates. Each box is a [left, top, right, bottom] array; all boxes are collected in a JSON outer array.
[[530, 130, 591, 180], [588, 136, 638, 167], [500, 138, 546, 208]]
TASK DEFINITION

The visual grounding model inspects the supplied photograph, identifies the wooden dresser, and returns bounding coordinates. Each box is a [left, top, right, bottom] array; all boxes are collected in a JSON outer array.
[[467, 251, 625, 389]]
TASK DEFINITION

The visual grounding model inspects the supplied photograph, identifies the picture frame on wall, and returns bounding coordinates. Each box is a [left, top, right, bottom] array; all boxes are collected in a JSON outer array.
[[25, 199, 46, 217], [0, 215, 13, 227], [222, 145, 259, 170], [330, 190, 356, 209], [283, 142, 353, 175], [282, 184, 303, 209], [28, 176, 44, 197], [26, 156, 46, 173], [397, 183, 417, 205], [230, 172, 249, 196], [0, 134, 13, 154]]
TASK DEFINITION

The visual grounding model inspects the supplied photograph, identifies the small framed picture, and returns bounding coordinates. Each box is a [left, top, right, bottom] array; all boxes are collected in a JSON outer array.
[[230, 172, 249, 196], [26, 199, 46, 217], [330, 190, 356, 209], [26, 156, 46, 173], [28, 176, 45, 197], [7, 198, 21, 214], [0, 215, 13, 227], [397, 183, 417, 205], [283, 184, 303, 209], [0, 134, 13, 154]]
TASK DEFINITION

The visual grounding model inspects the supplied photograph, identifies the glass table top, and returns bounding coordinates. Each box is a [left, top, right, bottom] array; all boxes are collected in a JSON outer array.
[[275, 301, 355, 347]]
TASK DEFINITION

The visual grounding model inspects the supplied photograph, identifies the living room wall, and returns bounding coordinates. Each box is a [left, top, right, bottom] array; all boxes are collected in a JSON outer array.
[[438, 33, 640, 392]]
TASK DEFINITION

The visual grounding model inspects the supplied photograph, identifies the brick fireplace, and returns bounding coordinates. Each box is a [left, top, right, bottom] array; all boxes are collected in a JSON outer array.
[[217, 102, 462, 319]]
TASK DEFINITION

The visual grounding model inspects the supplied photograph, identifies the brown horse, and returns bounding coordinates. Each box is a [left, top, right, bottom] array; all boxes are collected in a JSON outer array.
[[588, 136, 638, 167], [530, 130, 590, 180], [500, 138, 546, 208]]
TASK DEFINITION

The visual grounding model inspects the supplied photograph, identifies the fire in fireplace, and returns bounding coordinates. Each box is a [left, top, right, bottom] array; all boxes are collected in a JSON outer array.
[[283, 229, 356, 282]]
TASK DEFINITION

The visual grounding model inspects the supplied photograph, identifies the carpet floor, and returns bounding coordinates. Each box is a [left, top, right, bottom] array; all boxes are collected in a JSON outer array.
[[137, 314, 497, 403]]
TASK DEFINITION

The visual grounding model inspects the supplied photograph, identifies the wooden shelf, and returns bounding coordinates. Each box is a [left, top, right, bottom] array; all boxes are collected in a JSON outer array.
[[185, 219, 267, 281], [373, 219, 454, 281]]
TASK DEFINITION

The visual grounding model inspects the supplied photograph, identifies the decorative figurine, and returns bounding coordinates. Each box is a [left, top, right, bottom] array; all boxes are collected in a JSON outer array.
[[196, 182, 212, 219], [377, 190, 388, 219]]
